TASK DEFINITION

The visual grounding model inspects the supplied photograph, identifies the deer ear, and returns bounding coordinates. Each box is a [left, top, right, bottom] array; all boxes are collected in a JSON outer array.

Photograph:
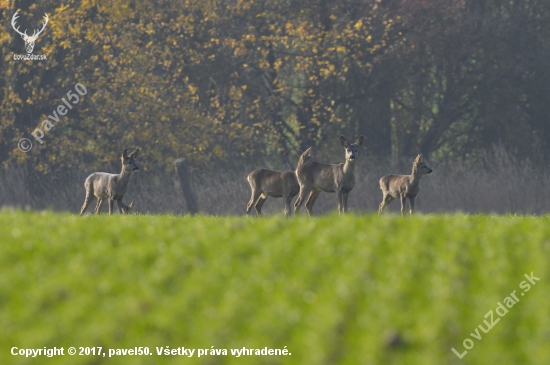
[[129, 148, 139, 158], [355, 135, 364, 147], [304, 146, 312, 157], [122, 149, 128, 159], [340, 136, 349, 147], [415, 154, 423, 163], [295, 149, 303, 156]]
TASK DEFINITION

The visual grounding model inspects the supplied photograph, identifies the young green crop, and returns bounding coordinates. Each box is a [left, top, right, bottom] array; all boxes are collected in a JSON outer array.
[[0, 211, 549, 364]]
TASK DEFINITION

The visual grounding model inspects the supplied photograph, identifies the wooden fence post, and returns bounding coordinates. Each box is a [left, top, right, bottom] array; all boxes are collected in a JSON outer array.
[[174, 158, 199, 215]]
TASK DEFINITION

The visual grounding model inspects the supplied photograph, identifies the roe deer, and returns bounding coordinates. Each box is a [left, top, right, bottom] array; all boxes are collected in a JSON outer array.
[[246, 148, 312, 217], [378, 154, 432, 216], [80, 148, 140, 215], [294, 135, 364, 216], [120, 198, 136, 214]]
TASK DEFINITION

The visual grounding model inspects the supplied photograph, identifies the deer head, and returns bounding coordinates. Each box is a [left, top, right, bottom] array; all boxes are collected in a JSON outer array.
[[12, 11, 49, 54]]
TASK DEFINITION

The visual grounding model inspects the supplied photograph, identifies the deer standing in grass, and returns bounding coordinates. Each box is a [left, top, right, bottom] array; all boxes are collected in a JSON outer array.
[[246, 148, 312, 217], [294, 136, 364, 216], [378, 154, 432, 216], [80, 149, 140, 215]]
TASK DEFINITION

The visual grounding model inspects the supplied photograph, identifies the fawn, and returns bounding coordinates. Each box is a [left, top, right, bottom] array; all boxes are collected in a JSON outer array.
[[378, 154, 432, 216]]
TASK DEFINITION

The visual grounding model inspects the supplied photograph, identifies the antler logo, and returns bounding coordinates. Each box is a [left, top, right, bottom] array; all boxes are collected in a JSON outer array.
[[11, 11, 49, 54]]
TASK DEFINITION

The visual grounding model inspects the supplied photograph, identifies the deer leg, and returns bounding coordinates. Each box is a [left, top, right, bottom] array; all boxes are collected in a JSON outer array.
[[400, 195, 407, 217], [108, 199, 114, 215], [409, 197, 415, 215], [94, 198, 103, 214], [342, 191, 350, 214], [80, 188, 94, 215], [255, 194, 267, 217], [294, 186, 311, 215], [283, 193, 293, 217], [294, 186, 313, 214], [337, 189, 344, 215], [247, 189, 262, 216], [378, 194, 394, 216], [305, 190, 320, 217], [116, 199, 125, 214]]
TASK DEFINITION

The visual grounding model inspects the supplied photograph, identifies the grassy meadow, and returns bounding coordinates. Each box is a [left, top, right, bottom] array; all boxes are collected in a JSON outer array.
[[1, 211, 549, 365]]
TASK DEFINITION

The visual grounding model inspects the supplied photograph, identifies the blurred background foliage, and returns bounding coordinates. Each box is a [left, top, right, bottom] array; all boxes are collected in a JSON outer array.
[[1, 0, 549, 173]]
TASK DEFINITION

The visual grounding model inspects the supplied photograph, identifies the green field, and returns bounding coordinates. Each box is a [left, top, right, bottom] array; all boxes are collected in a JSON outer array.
[[1, 211, 549, 365]]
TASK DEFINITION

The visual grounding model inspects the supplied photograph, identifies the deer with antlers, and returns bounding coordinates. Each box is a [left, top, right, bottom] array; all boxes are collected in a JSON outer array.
[[12, 11, 49, 54]]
